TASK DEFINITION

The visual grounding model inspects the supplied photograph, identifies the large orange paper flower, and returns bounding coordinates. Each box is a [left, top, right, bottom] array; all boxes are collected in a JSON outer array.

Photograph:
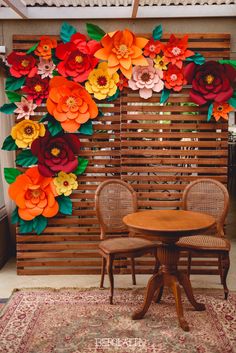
[[47, 76, 98, 133], [8, 167, 59, 221], [162, 34, 194, 69], [212, 102, 233, 121], [35, 36, 57, 60], [94, 29, 148, 79]]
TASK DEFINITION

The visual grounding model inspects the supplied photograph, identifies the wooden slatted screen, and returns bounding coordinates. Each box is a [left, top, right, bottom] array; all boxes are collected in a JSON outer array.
[[14, 33, 230, 275]]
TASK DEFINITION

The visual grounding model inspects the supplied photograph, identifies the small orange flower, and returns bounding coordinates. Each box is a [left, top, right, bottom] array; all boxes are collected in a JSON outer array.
[[212, 102, 233, 121], [35, 36, 57, 60]]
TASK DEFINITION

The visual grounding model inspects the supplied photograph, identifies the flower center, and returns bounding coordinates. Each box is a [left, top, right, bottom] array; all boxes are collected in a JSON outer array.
[[217, 105, 223, 112], [51, 147, 60, 157], [170, 74, 178, 81], [97, 76, 107, 86], [66, 96, 77, 108], [44, 65, 50, 70], [75, 55, 83, 63], [149, 45, 156, 52], [63, 181, 69, 187], [31, 188, 41, 198], [21, 60, 29, 68], [23, 105, 29, 113], [171, 47, 181, 56], [118, 44, 128, 56], [34, 84, 42, 92], [205, 74, 214, 84], [159, 61, 164, 66], [24, 125, 34, 135], [43, 45, 49, 51], [141, 72, 151, 82]]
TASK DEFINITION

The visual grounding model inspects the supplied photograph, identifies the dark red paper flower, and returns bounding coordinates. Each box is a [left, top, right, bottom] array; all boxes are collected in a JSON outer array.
[[164, 64, 187, 92], [31, 131, 81, 177], [117, 73, 128, 91], [55, 32, 101, 83], [162, 34, 194, 69], [143, 38, 162, 59], [22, 75, 49, 105], [184, 61, 236, 105], [7, 52, 37, 78]]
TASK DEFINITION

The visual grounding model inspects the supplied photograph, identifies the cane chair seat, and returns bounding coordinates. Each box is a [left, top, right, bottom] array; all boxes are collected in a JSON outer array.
[[99, 237, 155, 255], [178, 235, 231, 251]]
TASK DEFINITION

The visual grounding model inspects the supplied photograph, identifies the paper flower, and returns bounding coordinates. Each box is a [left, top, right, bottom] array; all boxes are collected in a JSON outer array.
[[11, 120, 46, 148], [143, 38, 162, 59], [85, 62, 119, 100], [212, 102, 233, 121], [38, 58, 55, 79], [56, 33, 100, 83], [7, 52, 37, 78], [31, 131, 81, 177], [94, 29, 148, 79], [184, 61, 236, 105], [154, 55, 168, 71], [163, 64, 187, 92], [117, 73, 129, 91], [34, 36, 57, 60], [14, 97, 38, 120], [47, 76, 98, 133], [8, 166, 58, 221], [53, 171, 78, 196], [128, 58, 164, 99], [22, 75, 49, 105], [162, 34, 194, 69]]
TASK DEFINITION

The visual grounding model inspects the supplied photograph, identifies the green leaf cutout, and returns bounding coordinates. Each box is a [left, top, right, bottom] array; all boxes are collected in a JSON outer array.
[[57, 195, 73, 215], [6, 91, 22, 103], [207, 103, 213, 122], [98, 109, 104, 117], [228, 97, 236, 109], [48, 117, 63, 136], [33, 215, 48, 235], [11, 208, 20, 224], [26, 42, 39, 54], [16, 149, 38, 167], [19, 219, 34, 234], [219, 59, 236, 69], [39, 113, 50, 123], [186, 53, 205, 65], [152, 25, 163, 40], [86, 23, 105, 41], [107, 88, 120, 102], [60, 22, 77, 43], [78, 120, 93, 135], [4, 168, 22, 184], [160, 89, 170, 104], [2, 135, 18, 151], [74, 157, 89, 176], [0, 103, 17, 114], [5, 77, 25, 91]]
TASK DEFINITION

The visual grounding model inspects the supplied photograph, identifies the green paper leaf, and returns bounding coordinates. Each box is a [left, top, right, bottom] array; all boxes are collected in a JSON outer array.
[[11, 207, 20, 224], [39, 113, 50, 123], [219, 59, 236, 69], [160, 89, 170, 104], [48, 117, 63, 136], [78, 120, 93, 135], [152, 25, 163, 40], [74, 157, 89, 176], [52, 70, 60, 76], [207, 103, 213, 122], [4, 168, 22, 184], [0, 103, 17, 114], [98, 109, 104, 117], [228, 98, 236, 109], [19, 219, 34, 234], [5, 76, 25, 91], [107, 88, 120, 102], [60, 22, 77, 43], [33, 215, 48, 235], [6, 91, 22, 103], [16, 149, 38, 167], [26, 42, 39, 54], [86, 23, 105, 41], [186, 52, 205, 65], [2, 135, 18, 151], [57, 195, 73, 215]]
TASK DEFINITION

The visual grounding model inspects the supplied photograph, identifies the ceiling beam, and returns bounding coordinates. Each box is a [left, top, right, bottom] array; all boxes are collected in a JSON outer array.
[[3, 0, 28, 19], [132, 0, 139, 19]]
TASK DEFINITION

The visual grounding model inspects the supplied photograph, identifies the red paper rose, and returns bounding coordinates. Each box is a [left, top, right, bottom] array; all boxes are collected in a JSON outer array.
[[164, 64, 187, 92], [31, 131, 81, 177], [184, 61, 236, 105], [7, 52, 37, 78], [22, 75, 49, 105], [56, 32, 100, 82]]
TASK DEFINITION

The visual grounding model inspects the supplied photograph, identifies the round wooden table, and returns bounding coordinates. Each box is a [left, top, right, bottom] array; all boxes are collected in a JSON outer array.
[[123, 209, 216, 331]]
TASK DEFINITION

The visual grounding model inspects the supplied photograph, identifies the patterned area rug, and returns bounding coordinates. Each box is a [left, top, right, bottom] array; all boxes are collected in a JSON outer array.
[[0, 288, 235, 353]]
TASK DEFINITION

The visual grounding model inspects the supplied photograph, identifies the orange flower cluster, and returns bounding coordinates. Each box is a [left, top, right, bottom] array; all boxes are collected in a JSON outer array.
[[35, 36, 57, 60]]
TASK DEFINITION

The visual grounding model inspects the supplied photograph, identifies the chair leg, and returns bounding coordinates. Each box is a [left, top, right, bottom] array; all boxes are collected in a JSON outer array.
[[100, 257, 106, 289], [187, 252, 192, 278], [106, 255, 114, 304], [220, 252, 230, 300], [131, 258, 136, 285], [153, 249, 160, 274], [218, 254, 223, 285]]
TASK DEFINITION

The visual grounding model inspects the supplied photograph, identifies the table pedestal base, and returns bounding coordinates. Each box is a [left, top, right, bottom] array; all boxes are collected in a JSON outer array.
[[132, 244, 205, 331]]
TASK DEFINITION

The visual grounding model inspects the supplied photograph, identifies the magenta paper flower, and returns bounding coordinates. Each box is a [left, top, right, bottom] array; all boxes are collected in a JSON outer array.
[[14, 97, 38, 120], [128, 58, 164, 99], [38, 58, 55, 79]]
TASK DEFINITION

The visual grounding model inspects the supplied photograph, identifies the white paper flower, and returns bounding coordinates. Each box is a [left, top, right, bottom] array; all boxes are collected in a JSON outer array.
[[38, 58, 55, 79], [14, 97, 38, 120]]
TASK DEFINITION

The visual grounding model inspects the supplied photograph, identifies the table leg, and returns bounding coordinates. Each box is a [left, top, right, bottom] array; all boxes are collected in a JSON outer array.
[[177, 272, 205, 311]]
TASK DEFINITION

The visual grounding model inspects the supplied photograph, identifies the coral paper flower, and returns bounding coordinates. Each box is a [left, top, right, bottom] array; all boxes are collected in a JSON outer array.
[[11, 119, 46, 148], [31, 131, 81, 177], [128, 58, 164, 99], [34, 36, 57, 60], [143, 38, 162, 59], [53, 171, 78, 196], [14, 97, 38, 120], [47, 76, 98, 133], [94, 29, 148, 79], [164, 64, 187, 92], [22, 75, 49, 105], [38, 58, 55, 79], [162, 34, 194, 69], [212, 102, 233, 121], [117, 73, 129, 91], [56, 33, 100, 83], [8, 166, 59, 221], [85, 62, 119, 100], [184, 61, 236, 105], [7, 52, 37, 78], [154, 55, 168, 71]]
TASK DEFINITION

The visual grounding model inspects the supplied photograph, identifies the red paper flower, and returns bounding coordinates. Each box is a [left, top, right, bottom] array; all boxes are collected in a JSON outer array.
[[164, 64, 187, 92], [143, 38, 162, 59], [22, 75, 49, 105], [31, 131, 81, 177], [184, 61, 236, 105], [162, 35, 194, 69], [117, 73, 128, 91], [7, 52, 37, 78], [35, 36, 57, 60], [56, 33, 100, 83]]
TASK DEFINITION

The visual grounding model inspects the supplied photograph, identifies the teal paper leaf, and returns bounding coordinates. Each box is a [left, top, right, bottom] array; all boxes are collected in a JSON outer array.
[[78, 120, 93, 135], [16, 149, 38, 167], [33, 215, 48, 235], [74, 157, 89, 176], [107, 89, 120, 102], [39, 113, 50, 123], [11, 208, 20, 224], [60, 22, 77, 43], [0, 103, 17, 114], [6, 91, 22, 103], [57, 195, 73, 215], [98, 109, 104, 117], [86, 23, 105, 41], [2, 135, 17, 151], [207, 103, 213, 122], [160, 89, 170, 104], [228, 97, 236, 109], [52, 70, 60, 76], [48, 117, 63, 136], [26, 42, 39, 54], [186, 53, 205, 65], [4, 168, 22, 184], [5, 77, 25, 91], [19, 219, 34, 234], [152, 25, 163, 40], [219, 59, 236, 69]]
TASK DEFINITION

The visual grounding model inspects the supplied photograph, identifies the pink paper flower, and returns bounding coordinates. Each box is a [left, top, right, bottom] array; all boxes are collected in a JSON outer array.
[[38, 58, 55, 79], [128, 58, 164, 99], [14, 97, 38, 120]]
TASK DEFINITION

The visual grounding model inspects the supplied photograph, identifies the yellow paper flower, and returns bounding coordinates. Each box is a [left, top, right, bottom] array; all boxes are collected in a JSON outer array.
[[53, 171, 78, 196], [153, 55, 168, 71], [85, 62, 119, 100], [11, 120, 46, 148]]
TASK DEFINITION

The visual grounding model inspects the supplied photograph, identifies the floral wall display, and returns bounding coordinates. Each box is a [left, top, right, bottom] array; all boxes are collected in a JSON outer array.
[[1, 23, 236, 234]]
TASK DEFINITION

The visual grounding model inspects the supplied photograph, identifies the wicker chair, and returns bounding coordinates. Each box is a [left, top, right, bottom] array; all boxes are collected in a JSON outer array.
[[177, 179, 230, 299], [95, 179, 158, 304]]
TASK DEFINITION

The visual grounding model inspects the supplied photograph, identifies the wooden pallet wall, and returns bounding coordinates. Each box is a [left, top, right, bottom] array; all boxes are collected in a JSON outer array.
[[13, 33, 230, 275]]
